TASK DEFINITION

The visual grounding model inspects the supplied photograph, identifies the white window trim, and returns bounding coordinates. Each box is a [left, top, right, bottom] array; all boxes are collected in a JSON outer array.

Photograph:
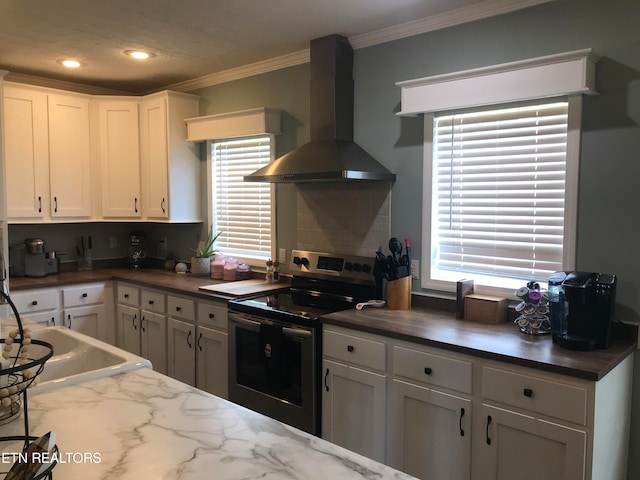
[[421, 96, 582, 296], [206, 136, 277, 268], [397, 49, 598, 296]]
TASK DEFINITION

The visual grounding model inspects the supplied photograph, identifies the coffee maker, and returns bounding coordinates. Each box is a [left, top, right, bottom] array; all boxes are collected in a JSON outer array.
[[548, 271, 617, 351]]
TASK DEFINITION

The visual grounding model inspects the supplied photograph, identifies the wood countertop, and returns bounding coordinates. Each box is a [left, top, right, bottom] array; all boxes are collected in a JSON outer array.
[[8, 267, 290, 301], [321, 307, 636, 381]]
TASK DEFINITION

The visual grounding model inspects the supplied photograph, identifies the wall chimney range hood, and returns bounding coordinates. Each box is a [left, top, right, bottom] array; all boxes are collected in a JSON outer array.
[[244, 34, 395, 183]]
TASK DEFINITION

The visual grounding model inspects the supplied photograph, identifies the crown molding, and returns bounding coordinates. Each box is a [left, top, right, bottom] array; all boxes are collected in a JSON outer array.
[[350, 0, 553, 49], [166, 49, 310, 93], [3, 71, 131, 95]]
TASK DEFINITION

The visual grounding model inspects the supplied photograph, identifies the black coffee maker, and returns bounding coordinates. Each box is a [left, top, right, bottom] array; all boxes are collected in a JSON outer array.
[[548, 271, 617, 351]]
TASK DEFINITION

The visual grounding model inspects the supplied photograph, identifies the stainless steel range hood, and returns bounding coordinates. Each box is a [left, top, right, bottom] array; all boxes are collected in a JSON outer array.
[[244, 34, 395, 183]]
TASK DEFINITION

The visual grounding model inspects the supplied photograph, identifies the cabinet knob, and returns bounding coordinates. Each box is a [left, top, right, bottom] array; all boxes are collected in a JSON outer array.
[[347, 345, 354, 352], [124, 294, 129, 299], [176, 306, 182, 312], [82, 293, 88, 298], [31, 300, 38, 306], [523, 388, 533, 398], [424, 367, 432, 375], [209, 313, 215, 319], [149, 300, 154, 305]]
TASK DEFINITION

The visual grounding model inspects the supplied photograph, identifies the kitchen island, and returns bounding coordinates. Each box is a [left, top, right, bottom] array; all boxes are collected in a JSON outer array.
[[0, 367, 414, 480]]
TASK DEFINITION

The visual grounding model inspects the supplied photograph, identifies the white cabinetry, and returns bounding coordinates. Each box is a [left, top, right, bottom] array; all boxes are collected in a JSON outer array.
[[8, 288, 60, 327], [47, 93, 92, 218], [139, 91, 201, 222], [62, 282, 112, 343], [196, 300, 228, 398], [3, 84, 92, 221], [96, 98, 141, 218], [324, 324, 633, 480], [167, 295, 196, 386], [322, 326, 387, 463], [388, 344, 472, 480], [116, 284, 167, 374], [3, 84, 49, 219]]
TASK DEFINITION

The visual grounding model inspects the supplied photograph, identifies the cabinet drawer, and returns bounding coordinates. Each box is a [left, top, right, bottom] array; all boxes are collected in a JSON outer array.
[[393, 345, 472, 394], [167, 296, 195, 321], [141, 290, 165, 314], [117, 284, 140, 307], [482, 366, 588, 425], [63, 284, 106, 307], [10, 290, 59, 313], [324, 329, 386, 371], [197, 302, 227, 330]]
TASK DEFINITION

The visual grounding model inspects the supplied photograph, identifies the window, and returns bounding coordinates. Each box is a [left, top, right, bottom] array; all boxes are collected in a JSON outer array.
[[210, 135, 274, 264], [425, 98, 580, 293]]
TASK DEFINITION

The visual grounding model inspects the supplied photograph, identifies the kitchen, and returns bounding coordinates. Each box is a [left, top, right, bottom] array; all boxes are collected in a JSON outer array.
[[0, 0, 639, 479]]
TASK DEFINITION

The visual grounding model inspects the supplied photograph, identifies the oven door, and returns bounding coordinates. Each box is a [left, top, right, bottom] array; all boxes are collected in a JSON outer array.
[[228, 311, 319, 435]]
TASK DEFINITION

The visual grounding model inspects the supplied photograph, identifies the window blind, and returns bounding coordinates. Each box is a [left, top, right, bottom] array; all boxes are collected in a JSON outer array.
[[431, 101, 569, 283], [212, 136, 272, 260]]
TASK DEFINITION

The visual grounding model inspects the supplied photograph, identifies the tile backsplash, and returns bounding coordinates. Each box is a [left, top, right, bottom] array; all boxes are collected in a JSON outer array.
[[297, 182, 392, 256]]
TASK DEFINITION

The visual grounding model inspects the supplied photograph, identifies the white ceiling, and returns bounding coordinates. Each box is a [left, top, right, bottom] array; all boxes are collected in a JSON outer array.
[[0, 0, 549, 95]]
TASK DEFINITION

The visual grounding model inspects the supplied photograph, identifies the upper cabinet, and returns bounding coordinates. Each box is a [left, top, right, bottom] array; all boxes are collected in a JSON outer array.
[[95, 98, 141, 218], [2, 83, 201, 223], [3, 83, 92, 222], [140, 91, 201, 222]]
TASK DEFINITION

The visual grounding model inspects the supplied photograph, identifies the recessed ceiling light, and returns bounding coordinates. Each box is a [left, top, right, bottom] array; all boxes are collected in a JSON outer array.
[[124, 50, 155, 60], [58, 59, 82, 68]]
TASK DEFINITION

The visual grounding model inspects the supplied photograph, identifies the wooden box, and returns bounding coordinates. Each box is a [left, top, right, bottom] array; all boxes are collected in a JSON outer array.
[[464, 294, 508, 324]]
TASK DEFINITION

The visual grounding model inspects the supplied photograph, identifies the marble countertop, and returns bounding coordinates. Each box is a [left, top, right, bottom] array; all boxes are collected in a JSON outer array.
[[0, 368, 414, 480]]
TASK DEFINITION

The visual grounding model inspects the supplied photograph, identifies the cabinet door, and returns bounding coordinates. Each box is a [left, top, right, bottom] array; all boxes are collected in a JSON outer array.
[[15, 311, 59, 327], [389, 379, 471, 480], [3, 85, 50, 219], [117, 304, 141, 356], [141, 310, 167, 375], [98, 100, 141, 218], [167, 318, 195, 386], [140, 95, 169, 219], [322, 358, 386, 463], [47, 93, 92, 218], [64, 304, 105, 339], [196, 325, 228, 399], [478, 404, 586, 480]]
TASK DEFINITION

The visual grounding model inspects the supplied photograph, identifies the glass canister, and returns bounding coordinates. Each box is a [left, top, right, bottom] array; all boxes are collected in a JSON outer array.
[[223, 257, 238, 281], [210, 255, 226, 280], [237, 263, 252, 280]]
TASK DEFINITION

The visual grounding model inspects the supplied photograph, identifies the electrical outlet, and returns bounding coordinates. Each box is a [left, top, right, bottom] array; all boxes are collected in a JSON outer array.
[[109, 236, 118, 248], [279, 248, 286, 264], [159, 236, 168, 259], [411, 260, 420, 279]]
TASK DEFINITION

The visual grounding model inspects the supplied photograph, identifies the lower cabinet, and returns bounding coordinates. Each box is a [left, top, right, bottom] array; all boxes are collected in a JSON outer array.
[[62, 283, 112, 342], [196, 300, 228, 399], [167, 295, 196, 386], [322, 324, 634, 480], [389, 379, 471, 480]]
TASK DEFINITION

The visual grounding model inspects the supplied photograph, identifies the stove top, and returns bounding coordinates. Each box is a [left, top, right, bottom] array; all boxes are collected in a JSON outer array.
[[228, 250, 379, 326]]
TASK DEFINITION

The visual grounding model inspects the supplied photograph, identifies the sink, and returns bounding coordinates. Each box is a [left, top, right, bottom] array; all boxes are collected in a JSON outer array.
[[27, 327, 151, 394]]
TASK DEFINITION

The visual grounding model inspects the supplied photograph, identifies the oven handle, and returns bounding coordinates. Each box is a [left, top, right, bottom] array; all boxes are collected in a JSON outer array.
[[282, 326, 312, 339], [230, 315, 262, 331]]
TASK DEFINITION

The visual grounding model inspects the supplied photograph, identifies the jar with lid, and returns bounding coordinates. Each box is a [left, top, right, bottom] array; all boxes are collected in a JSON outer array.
[[223, 257, 238, 281], [210, 255, 226, 280], [237, 263, 252, 280]]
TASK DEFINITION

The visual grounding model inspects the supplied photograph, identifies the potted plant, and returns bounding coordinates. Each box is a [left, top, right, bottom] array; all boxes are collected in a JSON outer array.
[[190, 228, 222, 276]]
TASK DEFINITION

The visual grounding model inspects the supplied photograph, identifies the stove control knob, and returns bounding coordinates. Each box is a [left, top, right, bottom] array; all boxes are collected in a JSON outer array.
[[353, 263, 362, 272], [293, 256, 308, 268], [344, 262, 353, 271], [293, 256, 301, 266], [362, 264, 371, 274]]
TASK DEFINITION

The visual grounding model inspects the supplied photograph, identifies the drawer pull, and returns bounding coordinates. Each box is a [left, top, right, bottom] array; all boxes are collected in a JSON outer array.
[[424, 367, 433, 375], [124, 294, 129, 299], [459, 408, 465, 437], [347, 345, 354, 353], [141, 316, 146, 333], [31, 300, 38, 306], [209, 313, 215, 319], [523, 388, 533, 398], [176, 306, 182, 312], [148, 300, 154, 305], [132, 314, 137, 330], [82, 293, 88, 298], [198, 332, 203, 351], [187, 330, 192, 349], [486, 415, 492, 445], [51, 317, 55, 326], [325, 368, 330, 392]]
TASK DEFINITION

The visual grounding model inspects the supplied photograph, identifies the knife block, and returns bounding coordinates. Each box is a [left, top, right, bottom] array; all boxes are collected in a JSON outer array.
[[386, 276, 412, 310]]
